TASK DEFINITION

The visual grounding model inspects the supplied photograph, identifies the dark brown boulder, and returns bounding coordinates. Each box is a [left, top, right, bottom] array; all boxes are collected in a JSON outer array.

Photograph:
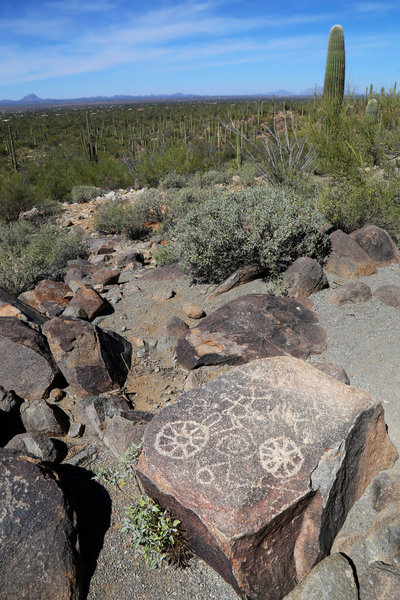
[[282, 257, 328, 298], [91, 268, 120, 286], [374, 284, 400, 309], [324, 230, 377, 279], [177, 294, 326, 370], [42, 317, 131, 398], [0, 317, 58, 401], [349, 225, 400, 265], [328, 281, 372, 305], [137, 357, 398, 600], [67, 287, 108, 321], [19, 280, 72, 313], [0, 450, 81, 599]]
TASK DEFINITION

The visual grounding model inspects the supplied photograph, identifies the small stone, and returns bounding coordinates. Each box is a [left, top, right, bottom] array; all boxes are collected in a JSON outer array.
[[148, 338, 158, 348], [311, 363, 350, 385], [69, 422, 84, 438], [325, 229, 377, 279], [328, 281, 372, 305], [91, 268, 121, 286], [137, 348, 146, 358], [49, 388, 64, 402], [151, 288, 175, 301], [131, 336, 146, 347], [182, 302, 206, 319]]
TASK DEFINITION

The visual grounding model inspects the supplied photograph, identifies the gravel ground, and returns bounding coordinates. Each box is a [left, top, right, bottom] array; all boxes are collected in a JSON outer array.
[[84, 262, 400, 600]]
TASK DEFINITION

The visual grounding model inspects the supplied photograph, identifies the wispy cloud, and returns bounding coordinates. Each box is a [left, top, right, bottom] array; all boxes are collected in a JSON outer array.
[[355, 2, 397, 13]]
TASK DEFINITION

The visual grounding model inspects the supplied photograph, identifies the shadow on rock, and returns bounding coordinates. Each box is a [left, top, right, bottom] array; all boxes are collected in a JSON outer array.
[[56, 463, 112, 599]]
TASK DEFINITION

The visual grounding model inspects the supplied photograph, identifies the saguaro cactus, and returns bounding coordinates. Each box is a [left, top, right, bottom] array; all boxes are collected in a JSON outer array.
[[323, 25, 345, 104], [365, 98, 378, 125]]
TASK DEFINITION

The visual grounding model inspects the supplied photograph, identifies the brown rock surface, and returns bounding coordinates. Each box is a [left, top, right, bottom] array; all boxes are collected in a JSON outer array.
[[19, 280, 72, 312], [206, 264, 265, 300], [68, 286, 108, 320], [311, 362, 350, 384], [324, 230, 377, 279], [0, 450, 81, 599], [91, 268, 120, 286], [42, 317, 132, 398], [328, 281, 372, 305], [0, 289, 48, 325], [282, 257, 328, 298], [374, 284, 400, 308], [137, 357, 397, 600], [182, 301, 206, 319], [177, 294, 326, 370], [0, 317, 58, 401], [349, 225, 400, 265]]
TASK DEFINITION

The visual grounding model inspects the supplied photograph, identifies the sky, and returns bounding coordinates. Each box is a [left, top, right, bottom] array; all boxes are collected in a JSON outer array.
[[0, 0, 399, 100]]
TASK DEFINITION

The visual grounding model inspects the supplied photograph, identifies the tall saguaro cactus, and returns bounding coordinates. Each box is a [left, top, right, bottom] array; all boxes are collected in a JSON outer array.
[[323, 25, 345, 104]]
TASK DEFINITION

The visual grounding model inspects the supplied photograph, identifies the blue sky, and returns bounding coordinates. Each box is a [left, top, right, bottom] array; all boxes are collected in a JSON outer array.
[[0, 1, 399, 99]]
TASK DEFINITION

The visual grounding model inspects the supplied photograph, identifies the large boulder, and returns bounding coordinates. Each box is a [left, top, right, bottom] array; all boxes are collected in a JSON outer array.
[[324, 230, 377, 279], [137, 357, 398, 600], [0, 450, 81, 599], [67, 286, 108, 321], [19, 280, 72, 313], [0, 317, 59, 401], [42, 317, 131, 398], [349, 225, 400, 266], [282, 257, 328, 298], [177, 294, 326, 370]]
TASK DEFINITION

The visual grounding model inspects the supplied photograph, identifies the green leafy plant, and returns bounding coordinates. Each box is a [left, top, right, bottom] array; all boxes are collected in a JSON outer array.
[[93, 442, 191, 569]]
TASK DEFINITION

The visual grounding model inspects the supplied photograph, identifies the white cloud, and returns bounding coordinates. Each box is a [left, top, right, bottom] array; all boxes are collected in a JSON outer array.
[[355, 2, 396, 12]]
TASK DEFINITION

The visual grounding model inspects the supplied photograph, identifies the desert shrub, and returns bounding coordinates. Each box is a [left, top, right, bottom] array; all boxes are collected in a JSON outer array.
[[191, 169, 229, 187], [0, 173, 58, 222], [169, 186, 330, 283], [162, 186, 215, 230], [0, 221, 88, 294], [159, 173, 191, 189], [71, 185, 104, 203], [318, 170, 400, 240]]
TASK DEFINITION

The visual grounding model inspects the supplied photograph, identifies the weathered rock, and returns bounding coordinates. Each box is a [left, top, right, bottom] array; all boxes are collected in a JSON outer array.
[[206, 264, 265, 300], [182, 302, 206, 319], [160, 316, 189, 338], [0, 450, 81, 599], [77, 394, 132, 435], [0, 317, 58, 401], [0, 302, 22, 317], [91, 268, 120, 286], [0, 289, 48, 325], [282, 258, 329, 298], [374, 284, 400, 309], [69, 423, 84, 438], [65, 444, 97, 467], [88, 236, 119, 255], [141, 263, 185, 282], [5, 432, 61, 462], [62, 305, 89, 320], [102, 411, 153, 458], [0, 386, 24, 446], [282, 554, 358, 599], [0, 386, 21, 415], [42, 317, 132, 398], [137, 357, 397, 600], [332, 470, 400, 600], [349, 225, 400, 265], [324, 230, 377, 279], [39, 299, 65, 317], [113, 249, 144, 268], [20, 400, 69, 436], [328, 281, 372, 305], [67, 286, 108, 321], [311, 363, 350, 385], [177, 294, 327, 370], [19, 280, 72, 313]]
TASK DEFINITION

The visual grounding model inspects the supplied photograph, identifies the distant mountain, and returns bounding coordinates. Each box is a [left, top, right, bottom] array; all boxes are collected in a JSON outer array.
[[265, 89, 295, 97]]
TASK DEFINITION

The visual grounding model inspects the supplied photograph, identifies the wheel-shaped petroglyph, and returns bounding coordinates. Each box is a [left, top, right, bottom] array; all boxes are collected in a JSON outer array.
[[155, 420, 209, 459], [259, 436, 304, 479]]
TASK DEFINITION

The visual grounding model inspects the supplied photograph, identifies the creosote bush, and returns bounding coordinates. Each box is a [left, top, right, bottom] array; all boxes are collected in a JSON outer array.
[[0, 221, 88, 294], [168, 186, 330, 283], [71, 185, 104, 203]]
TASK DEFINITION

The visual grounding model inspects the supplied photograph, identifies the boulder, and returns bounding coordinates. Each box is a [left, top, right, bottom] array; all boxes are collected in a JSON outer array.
[[177, 294, 326, 370], [91, 268, 120, 286], [67, 287, 108, 321], [141, 263, 185, 282], [349, 225, 400, 265], [113, 249, 144, 268], [324, 230, 377, 279], [0, 317, 58, 401], [42, 317, 131, 398], [282, 258, 328, 298], [137, 357, 397, 600], [19, 280, 72, 313], [20, 400, 69, 436], [374, 284, 400, 309], [328, 281, 372, 305], [88, 236, 119, 255], [0, 450, 81, 599], [0, 289, 47, 325], [282, 554, 358, 599], [332, 470, 400, 600], [5, 432, 61, 462]]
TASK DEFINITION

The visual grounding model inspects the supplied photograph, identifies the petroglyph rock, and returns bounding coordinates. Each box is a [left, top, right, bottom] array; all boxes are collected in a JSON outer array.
[[137, 357, 398, 600], [349, 225, 400, 266], [177, 294, 326, 370]]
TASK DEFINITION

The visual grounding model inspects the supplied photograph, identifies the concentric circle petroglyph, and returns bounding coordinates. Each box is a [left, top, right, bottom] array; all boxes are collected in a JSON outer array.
[[155, 420, 209, 459], [259, 436, 304, 479]]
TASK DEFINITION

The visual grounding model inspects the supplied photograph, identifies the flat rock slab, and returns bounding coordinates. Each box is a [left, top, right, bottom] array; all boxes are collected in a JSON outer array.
[[324, 230, 377, 279], [177, 294, 327, 370], [0, 317, 58, 401], [0, 450, 81, 599], [42, 317, 131, 398], [349, 225, 400, 266], [137, 357, 398, 600]]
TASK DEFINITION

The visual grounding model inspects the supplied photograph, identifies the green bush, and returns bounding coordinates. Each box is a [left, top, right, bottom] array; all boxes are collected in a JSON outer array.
[[169, 186, 330, 283], [0, 221, 88, 294], [0, 173, 57, 222], [318, 170, 400, 240], [159, 173, 191, 189], [71, 185, 104, 203]]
